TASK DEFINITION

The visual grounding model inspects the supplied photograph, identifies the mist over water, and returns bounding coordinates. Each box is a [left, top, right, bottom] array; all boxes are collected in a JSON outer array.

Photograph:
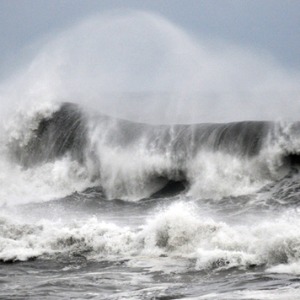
[[0, 10, 300, 124]]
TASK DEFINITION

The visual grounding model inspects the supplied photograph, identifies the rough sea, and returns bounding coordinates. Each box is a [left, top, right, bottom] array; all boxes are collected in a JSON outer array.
[[1, 101, 300, 300], [1, 10, 300, 300]]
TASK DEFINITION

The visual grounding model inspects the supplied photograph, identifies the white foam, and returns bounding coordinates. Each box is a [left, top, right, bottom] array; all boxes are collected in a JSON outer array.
[[135, 203, 300, 272], [84, 113, 300, 201], [186, 151, 269, 200], [2, 202, 300, 276], [196, 287, 300, 300], [0, 154, 92, 206], [4, 100, 60, 147], [93, 143, 172, 201], [267, 262, 300, 274]]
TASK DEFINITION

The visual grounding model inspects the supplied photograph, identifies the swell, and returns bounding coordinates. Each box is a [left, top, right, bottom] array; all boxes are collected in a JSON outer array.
[[6, 102, 300, 200]]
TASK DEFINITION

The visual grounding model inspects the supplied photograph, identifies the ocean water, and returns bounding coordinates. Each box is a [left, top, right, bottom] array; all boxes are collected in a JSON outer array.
[[1, 101, 300, 299]]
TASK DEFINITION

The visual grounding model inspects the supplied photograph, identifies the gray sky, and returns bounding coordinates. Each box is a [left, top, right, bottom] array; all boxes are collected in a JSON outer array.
[[0, 0, 300, 77]]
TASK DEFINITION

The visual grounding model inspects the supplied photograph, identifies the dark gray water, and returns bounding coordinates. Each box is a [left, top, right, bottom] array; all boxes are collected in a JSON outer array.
[[2, 259, 300, 299]]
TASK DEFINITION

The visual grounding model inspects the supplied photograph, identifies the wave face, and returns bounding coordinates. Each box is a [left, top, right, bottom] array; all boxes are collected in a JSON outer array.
[[6, 101, 300, 201]]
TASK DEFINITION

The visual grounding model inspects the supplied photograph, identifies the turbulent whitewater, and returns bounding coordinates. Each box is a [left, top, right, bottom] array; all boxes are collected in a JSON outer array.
[[6, 102, 300, 201], [1, 101, 300, 299]]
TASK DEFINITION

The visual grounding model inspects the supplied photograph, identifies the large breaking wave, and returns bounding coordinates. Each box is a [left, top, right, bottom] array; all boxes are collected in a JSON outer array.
[[3, 101, 300, 203]]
